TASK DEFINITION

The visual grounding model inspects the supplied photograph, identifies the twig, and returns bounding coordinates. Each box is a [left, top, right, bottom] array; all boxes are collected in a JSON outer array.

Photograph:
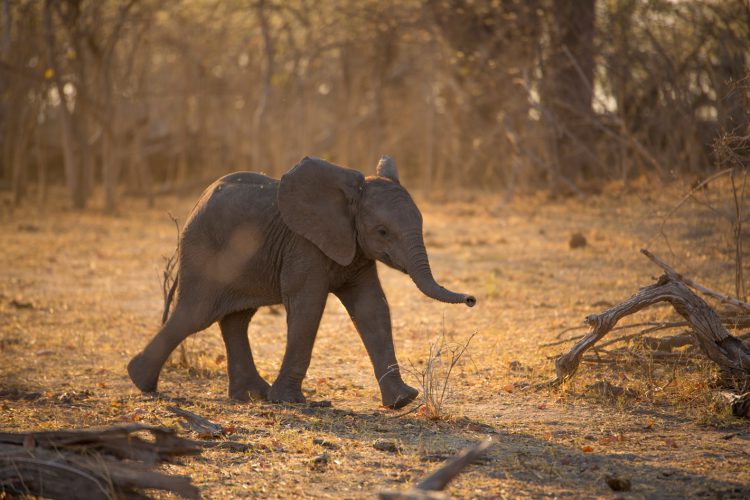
[[549, 316, 750, 349], [596, 330, 687, 351], [641, 248, 750, 312], [555, 324, 590, 339], [546, 321, 687, 347], [388, 404, 424, 419], [166, 406, 223, 438], [653, 168, 734, 251], [543, 334, 587, 347]]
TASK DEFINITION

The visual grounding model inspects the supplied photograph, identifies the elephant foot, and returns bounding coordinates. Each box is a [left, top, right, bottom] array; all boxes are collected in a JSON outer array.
[[229, 377, 271, 402], [268, 382, 306, 404], [380, 380, 419, 410], [127, 353, 159, 393]]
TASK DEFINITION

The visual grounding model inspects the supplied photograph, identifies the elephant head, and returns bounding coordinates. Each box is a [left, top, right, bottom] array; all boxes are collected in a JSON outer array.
[[278, 156, 476, 307]]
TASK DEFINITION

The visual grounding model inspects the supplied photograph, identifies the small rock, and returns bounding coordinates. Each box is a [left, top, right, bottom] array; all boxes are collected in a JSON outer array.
[[569, 233, 587, 249], [373, 439, 401, 453], [605, 474, 631, 492], [310, 452, 329, 469], [17, 224, 40, 233], [10, 299, 34, 309]]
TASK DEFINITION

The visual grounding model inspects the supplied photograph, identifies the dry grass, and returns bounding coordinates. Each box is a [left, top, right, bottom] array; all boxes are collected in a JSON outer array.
[[1, 179, 749, 498], [405, 331, 475, 421]]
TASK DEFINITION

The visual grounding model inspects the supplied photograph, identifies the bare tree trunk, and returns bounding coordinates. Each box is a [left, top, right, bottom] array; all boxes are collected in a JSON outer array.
[[64, 12, 95, 203], [11, 102, 37, 205], [542, 0, 596, 187], [422, 33, 438, 191], [101, 67, 118, 213], [371, 33, 395, 163], [43, 0, 85, 209], [252, 0, 274, 171], [34, 125, 47, 207], [1, 0, 10, 56], [339, 43, 353, 165], [102, 124, 117, 212]]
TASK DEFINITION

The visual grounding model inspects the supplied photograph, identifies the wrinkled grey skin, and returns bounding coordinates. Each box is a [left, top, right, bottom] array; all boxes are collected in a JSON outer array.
[[127, 156, 475, 409]]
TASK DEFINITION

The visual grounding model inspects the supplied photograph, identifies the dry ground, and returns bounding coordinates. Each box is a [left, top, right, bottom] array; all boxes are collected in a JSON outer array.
[[1, 179, 749, 499]]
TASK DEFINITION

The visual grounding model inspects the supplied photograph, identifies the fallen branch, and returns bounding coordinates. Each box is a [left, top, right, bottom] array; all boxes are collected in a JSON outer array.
[[720, 392, 750, 418], [379, 438, 493, 500], [642, 248, 750, 313], [595, 330, 694, 351], [167, 406, 224, 438], [548, 274, 750, 387], [0, 425, 201, 499], [0, 424, 200, 464]]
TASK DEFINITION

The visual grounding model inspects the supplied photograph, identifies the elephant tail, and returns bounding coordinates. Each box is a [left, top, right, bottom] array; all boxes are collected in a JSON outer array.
[[161, 275, 178, 325]]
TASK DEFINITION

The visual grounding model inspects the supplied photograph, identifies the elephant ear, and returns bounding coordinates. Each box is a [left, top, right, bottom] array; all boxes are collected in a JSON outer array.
[[278, 157, 365, 266]]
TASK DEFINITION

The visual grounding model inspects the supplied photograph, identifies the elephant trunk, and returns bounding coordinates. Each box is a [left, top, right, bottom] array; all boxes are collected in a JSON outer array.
[[405, 233, 476, 307]]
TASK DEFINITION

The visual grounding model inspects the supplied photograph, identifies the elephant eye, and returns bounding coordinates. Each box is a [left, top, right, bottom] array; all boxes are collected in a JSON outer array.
[[377, 227, 388, 237]]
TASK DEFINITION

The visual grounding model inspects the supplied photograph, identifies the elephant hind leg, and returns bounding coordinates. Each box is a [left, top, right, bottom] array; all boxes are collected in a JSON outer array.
[[128, 300, 213, 393], [220, 308, 270, 402]]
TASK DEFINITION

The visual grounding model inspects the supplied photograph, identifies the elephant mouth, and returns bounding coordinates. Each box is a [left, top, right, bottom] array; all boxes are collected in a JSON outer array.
[[380, 253, 407, 274]]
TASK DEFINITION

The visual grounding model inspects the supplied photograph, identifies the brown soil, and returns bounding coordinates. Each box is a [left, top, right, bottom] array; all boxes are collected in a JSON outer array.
[[1, 182, 748, 499]]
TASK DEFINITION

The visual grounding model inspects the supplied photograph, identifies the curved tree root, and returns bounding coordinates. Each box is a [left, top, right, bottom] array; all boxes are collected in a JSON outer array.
[[548, 274, 750, 387]]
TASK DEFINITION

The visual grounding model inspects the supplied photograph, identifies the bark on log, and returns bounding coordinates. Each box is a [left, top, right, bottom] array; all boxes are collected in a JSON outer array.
[[550, 274, 750, 386], [0, 425, 201, 499]]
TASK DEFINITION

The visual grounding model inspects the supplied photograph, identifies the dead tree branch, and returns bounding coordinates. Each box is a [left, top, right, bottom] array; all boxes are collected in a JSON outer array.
[[548, 274, 750, 387], [167, 406, 224, 438], [642, 248, 750, 312]]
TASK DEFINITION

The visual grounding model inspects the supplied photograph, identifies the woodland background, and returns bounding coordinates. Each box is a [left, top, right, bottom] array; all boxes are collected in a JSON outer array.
[[1, 0, 749, 211]]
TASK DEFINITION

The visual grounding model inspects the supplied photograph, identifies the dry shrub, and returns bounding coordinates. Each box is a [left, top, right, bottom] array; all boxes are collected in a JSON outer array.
[[406, 332, 475, 420]]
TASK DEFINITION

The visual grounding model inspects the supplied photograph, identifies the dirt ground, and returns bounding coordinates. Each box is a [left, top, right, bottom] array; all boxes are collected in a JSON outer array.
[[1, 180, 749, 499]]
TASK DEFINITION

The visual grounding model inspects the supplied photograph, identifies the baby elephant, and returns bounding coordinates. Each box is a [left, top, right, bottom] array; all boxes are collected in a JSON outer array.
[[128, 156, 475, 409]]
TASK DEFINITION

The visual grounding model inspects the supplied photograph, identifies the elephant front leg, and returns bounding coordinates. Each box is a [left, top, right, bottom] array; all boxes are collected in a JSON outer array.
[[335, 264, 418, 409], [268, 287, 327, 404]]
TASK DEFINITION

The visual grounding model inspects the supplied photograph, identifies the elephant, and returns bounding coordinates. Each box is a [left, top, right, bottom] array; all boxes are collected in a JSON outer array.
[[127, 155, 475, 409]]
